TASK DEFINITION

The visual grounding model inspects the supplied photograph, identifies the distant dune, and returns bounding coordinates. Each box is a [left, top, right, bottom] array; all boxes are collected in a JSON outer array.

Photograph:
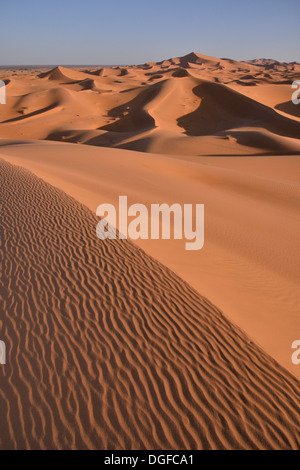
[[1, 52, 300, 155]]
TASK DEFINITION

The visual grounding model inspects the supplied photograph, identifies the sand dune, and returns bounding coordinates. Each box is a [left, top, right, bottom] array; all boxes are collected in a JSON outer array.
[[39, 66, 79, 82], [1, 52, 300, 155], [1, 139, 300, 380], [0, 52, 300, 450], [0, 159, 299, 450]]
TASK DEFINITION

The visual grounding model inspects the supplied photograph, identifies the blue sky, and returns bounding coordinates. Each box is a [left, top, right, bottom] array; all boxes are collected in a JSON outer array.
[[1, 0, 299, 65]]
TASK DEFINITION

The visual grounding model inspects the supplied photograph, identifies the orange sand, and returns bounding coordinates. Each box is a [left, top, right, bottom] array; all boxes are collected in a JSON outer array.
[[0, 52, 299, 449]]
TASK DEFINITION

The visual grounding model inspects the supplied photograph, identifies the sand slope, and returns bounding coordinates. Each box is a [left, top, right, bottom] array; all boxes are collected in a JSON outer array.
[[0, 159, 299, 450], [1, 139, 300, 379]]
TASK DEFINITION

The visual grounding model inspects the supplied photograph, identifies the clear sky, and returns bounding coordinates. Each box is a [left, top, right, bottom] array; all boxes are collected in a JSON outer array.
[[1, 0, 299, 65]]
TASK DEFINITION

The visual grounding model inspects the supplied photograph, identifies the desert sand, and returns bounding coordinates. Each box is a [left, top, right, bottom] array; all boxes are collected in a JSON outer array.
[[0, 52, 299, 449]]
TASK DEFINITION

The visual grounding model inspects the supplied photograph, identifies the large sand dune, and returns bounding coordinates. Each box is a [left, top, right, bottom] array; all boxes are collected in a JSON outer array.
[[0, 52, 300, 450], [1, 52, 300, 155], [1, 159, 299, 450], [1, 139, 300, 379]]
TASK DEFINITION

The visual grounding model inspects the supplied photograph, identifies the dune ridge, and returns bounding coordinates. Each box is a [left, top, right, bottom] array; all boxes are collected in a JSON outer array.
[[0, 159, 299, 450]]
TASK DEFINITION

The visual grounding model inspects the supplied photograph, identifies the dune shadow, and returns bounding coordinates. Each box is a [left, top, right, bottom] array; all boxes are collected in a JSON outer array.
[[275, 100, 300, 119], [1, 103, 58, 123], [177, 82, 300, 140]]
